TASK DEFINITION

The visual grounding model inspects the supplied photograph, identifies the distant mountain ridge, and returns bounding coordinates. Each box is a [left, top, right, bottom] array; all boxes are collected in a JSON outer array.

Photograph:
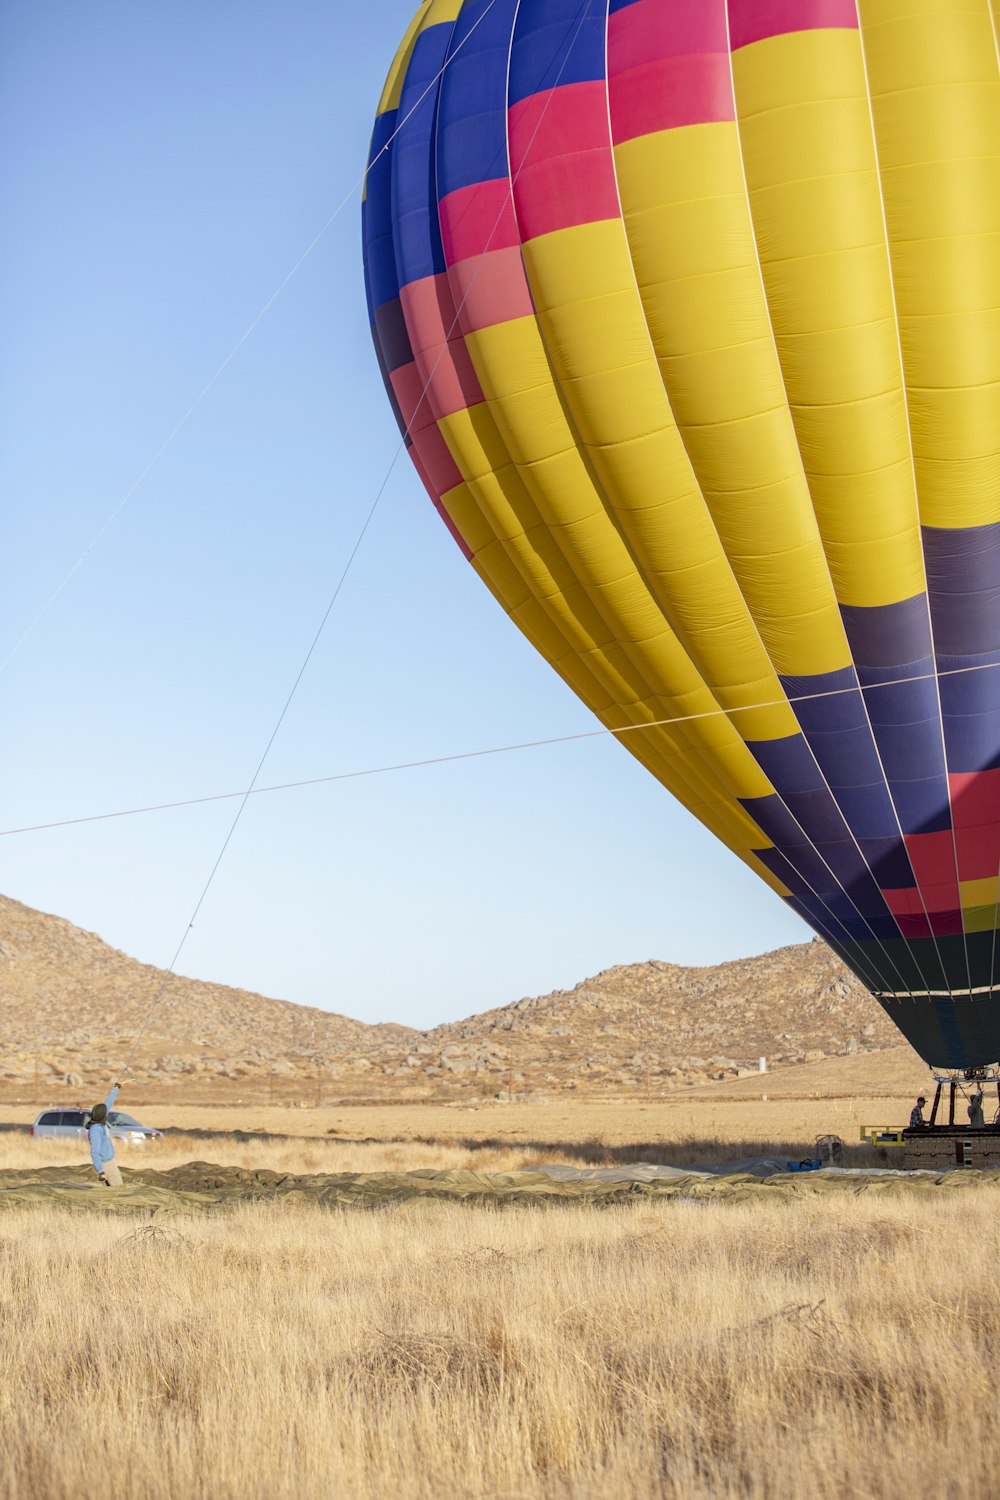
[[0, 892, 902, 1100]]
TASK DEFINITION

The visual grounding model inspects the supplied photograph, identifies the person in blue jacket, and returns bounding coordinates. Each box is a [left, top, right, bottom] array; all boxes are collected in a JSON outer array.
[[88, 1084, 123, 1186]]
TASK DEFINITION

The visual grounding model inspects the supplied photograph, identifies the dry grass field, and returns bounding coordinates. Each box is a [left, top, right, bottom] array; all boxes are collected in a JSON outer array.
[[0, 1120, 895, 1179], [2, 1187, 998, 1500], [3, 1064, 992, 1498], [0, 1040, 937, 1168], [0, 1101, 914, 1179]]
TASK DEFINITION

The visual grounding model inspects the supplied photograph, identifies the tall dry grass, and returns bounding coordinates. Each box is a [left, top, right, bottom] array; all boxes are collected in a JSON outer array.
[[1, 1189, 998, 1498], [0, 1088, 924, 1152], [0, 1131, 539, 1175], [0, 1129, 889, 1176]]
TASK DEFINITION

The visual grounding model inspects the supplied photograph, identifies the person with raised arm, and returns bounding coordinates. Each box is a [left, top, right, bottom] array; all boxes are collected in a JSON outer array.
[[87, 1081, 125, 1186]]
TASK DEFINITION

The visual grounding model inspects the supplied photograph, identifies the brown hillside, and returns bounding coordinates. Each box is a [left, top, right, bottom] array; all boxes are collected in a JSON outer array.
[[0, 892, 908, 1103]]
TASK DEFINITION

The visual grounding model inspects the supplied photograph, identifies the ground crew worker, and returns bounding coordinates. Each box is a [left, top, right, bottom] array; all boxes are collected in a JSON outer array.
[[88, 1084, 122, 1186], [909, 1095, 927, 1128]]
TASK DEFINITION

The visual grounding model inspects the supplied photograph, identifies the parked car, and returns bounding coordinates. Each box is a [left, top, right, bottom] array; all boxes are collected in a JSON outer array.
[[31, 1108, 163, 1143]]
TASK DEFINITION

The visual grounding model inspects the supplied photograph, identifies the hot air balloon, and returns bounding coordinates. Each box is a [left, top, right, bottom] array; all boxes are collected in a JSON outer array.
[[362, 0, 1000, 1071]]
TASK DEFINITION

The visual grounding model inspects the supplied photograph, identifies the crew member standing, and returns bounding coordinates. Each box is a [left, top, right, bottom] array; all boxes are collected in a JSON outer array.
[[909, 1095, 928, 1128], [88, 1084, 122, 1186]]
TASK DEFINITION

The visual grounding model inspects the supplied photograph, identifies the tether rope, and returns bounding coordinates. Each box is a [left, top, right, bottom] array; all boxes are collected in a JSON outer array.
[[7, 657, 1000, 843], [114, 0, 592, 1077]]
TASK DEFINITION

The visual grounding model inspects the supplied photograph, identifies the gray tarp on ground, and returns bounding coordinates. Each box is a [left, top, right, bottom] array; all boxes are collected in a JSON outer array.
[[519, 1162, 712, 1183], [520, 1159, 810, 1181], [0, 1161, 998, 1215]]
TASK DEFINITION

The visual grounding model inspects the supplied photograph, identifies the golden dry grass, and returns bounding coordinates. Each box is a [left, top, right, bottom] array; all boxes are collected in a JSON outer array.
[[1, 1188, 998, 1499], [0, 1049, 934, 1161], [1, 1086, 979, 1496], [0, 1119, 890, 1176], [0, 1131, 542, 1176], [0, 1068, 924, 1179]]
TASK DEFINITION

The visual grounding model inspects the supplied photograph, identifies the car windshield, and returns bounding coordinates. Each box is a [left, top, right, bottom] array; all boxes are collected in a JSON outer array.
[[107, 1112, 144, 1128]]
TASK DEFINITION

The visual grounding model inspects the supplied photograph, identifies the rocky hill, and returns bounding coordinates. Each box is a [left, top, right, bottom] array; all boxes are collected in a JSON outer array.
[[0, 892, 903, 1102]]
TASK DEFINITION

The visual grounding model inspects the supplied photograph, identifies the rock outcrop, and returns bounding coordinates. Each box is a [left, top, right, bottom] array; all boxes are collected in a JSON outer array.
[[0, 894, 900, 1101]]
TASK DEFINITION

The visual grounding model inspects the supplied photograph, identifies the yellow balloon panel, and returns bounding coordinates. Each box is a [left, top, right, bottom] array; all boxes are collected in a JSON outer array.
[[363, 0, 1000, 1068]]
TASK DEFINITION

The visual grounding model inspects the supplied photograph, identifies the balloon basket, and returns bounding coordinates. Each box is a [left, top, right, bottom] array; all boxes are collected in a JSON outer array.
[[902, 1127, 1000, 1171], [902, 1067, 1000, 1169]]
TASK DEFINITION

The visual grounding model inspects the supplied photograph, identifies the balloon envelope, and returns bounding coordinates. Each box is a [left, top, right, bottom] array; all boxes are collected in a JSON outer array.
[[362, 0, 1000, 1069]]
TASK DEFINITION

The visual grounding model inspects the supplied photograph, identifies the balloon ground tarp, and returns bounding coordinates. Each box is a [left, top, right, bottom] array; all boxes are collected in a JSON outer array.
[[1, 1163, 998, 1215], [362, 0, 1000, 1069]]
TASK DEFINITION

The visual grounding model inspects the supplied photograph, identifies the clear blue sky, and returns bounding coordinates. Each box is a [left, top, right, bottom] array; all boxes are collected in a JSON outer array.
[[0, 0, 806, 1029]]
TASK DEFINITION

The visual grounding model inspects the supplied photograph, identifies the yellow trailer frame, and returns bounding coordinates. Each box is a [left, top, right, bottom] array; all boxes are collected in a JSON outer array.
[[859, 1126, 905, 1147]]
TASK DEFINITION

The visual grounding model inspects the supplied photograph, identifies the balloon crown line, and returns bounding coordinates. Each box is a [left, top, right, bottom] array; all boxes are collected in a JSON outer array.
[[4, 656, 999, 840]]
